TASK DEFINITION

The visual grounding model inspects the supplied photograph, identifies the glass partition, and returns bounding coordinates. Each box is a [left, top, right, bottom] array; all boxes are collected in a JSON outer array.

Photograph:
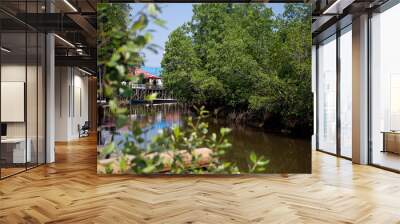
[[0, 30, 28, 177], [317, 34, 337, 154], [0, 1, 46, 179], [370, 4, 400, 171], [339, 25, 352, 158]]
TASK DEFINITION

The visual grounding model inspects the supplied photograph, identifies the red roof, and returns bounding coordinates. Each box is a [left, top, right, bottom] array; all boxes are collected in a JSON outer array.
[[132, 68, 161, 80]]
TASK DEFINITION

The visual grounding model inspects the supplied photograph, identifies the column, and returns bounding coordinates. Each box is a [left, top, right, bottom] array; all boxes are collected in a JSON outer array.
[[352, 14, 369, 164]]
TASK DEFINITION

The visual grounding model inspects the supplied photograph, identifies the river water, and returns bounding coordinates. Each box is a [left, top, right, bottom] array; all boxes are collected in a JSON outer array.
[[119, 103, 311, 173]]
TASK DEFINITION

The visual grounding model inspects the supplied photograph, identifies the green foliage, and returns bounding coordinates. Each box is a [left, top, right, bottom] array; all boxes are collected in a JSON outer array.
[[161, 27, 199, 103], [249, 152, 269, 173], [161, 3, 312, 133], [161, 26, 199, 74], [98, 3, 268, 174]]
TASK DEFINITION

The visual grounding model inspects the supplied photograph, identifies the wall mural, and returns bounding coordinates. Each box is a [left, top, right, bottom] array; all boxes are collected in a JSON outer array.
[[97, 3, 312, 174]]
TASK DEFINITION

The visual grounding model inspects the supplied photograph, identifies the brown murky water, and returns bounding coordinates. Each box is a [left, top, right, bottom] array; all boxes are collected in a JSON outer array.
[[121, 103, 311, 173]]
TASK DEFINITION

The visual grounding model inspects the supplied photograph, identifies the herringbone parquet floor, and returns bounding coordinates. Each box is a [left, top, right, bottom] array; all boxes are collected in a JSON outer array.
[[0, 135, 400, 224]]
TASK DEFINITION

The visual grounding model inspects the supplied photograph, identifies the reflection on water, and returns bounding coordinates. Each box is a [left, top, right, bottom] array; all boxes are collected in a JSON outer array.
[[129, 104, 187, 145], [105, 103, 311, 173]]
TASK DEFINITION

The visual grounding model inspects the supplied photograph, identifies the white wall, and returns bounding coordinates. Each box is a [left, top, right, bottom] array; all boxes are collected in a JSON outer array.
[[55, 66, 69, 141], [72, 73, 89, 138], [55, 67, 89, 141]]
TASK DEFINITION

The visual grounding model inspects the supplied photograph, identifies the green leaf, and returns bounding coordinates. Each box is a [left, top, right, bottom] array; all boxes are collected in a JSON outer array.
[[144, 32, 153, 43], [147, 4, 158, 16], [154, 18, 166, 28], [172, 125, 181, 138], [102, 142, 116, 155], [105, 164, 114, 174], [211, 133, 217, 142], [257, 160, 269, 166], [250, 152, 257, 164], [220, 128, 231, 136], [256, 167, 266, 172], [142, 165, 156, 174], [132, 14, 148, 31], [115, 65, 126, 76], [119, 157, 127, 172]]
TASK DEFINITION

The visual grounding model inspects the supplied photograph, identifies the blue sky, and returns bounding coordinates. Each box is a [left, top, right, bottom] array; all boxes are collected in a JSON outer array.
[[131, 3, 285, 68]]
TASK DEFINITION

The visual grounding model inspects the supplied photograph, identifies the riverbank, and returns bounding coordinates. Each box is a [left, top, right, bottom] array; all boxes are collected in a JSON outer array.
[[190, 105, 312, 139]]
